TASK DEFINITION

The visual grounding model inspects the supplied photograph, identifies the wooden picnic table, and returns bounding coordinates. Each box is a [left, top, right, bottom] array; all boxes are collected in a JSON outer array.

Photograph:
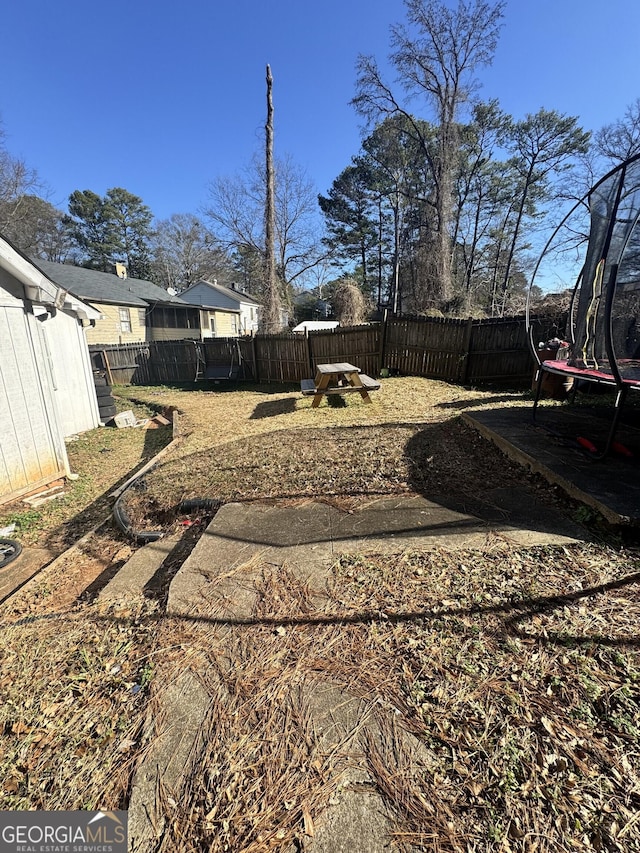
[[301, 362, 380, 408]]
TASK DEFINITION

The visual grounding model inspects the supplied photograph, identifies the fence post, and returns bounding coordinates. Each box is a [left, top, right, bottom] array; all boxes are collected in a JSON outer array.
[[378, 309, 389, 376], [459, 317, 474, 384], [251, 333, 259, 383], [101, 349, 114, 386], [306, 328, 314, 378]]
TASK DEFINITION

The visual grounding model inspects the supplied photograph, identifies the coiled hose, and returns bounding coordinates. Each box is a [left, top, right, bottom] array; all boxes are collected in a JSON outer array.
[[113, 493, 219, 545]]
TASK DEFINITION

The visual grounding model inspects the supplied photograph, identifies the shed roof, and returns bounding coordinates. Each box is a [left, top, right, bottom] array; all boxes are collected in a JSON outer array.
[[0, 234, 99, 320]]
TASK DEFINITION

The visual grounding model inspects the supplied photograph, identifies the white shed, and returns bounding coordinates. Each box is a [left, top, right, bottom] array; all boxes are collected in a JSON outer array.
[[291, 320, 340, 334], [0, 237, 101, 506]]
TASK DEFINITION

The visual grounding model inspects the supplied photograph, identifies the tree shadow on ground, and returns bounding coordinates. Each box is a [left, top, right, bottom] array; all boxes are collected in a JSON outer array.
[[128, 380, 298, 396], [402, 420, 584, 537], [62, 567, 638, 651], [249, 398, 298, 419], [435, 393, 525, 410]]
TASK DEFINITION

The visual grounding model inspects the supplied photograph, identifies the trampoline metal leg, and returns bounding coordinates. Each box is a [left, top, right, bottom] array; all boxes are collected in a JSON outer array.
[[569, 379, 578, 404], [597, 386, 628, 459], [532, 366, 545, 423]]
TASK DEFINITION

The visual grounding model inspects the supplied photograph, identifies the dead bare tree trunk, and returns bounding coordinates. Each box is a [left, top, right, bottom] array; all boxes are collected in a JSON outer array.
[[261, 64, 283, 334]]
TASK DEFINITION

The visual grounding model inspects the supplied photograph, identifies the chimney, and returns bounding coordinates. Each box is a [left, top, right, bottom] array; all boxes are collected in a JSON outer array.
[[115, 262, 127, 279]]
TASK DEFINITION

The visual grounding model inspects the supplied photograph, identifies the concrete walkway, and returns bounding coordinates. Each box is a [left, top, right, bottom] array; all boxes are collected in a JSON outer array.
[[128, 491, 586, 852]]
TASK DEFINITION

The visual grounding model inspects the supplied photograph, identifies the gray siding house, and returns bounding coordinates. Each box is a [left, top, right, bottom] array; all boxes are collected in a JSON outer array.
[[179, 280, 261, 336]]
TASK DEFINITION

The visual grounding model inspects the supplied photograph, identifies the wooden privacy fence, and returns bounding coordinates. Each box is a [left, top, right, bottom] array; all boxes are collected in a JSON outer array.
[[89, 340, 203, 384], [89, 312, 564, 387]]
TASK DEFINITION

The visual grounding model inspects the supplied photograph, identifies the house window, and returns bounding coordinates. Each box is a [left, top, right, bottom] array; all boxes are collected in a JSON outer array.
[[119, 308, 132, 333], [210, 317, 216, 336], [138, 309, 146, 325], [231, 315, 238, 335]]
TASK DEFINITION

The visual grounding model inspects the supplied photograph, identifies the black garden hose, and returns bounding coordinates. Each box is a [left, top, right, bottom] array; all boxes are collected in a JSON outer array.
[[0, 539, 23, 569], [177, 498, 220, 514], [112, 493, 164, 545], [112, 493, 220, 545]]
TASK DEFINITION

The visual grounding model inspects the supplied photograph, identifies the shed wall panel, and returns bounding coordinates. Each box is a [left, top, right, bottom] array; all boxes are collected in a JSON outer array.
[[0, 303, 67, 502], [43, 312, 100, 436]]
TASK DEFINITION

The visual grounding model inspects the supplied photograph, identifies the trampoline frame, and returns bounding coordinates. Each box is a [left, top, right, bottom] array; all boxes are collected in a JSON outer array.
[[526, 154, 640, 458]]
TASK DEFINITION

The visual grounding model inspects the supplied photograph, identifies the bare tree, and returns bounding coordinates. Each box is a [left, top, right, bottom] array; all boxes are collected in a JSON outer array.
[[353, 0, 505, 309], [595, 99, 640, 164], [206, 153, 324, 295], [1, 195, 72, 261], [151, 213, 233, 291], [0, 120, 46, 236]]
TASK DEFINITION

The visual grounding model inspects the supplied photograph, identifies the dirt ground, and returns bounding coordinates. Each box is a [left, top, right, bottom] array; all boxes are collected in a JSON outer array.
[[1, 378, 639, 851]]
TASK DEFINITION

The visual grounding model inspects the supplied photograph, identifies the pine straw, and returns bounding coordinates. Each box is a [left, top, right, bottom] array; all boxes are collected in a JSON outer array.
[[151, 541, 640, 852], [324, 543, 640, 852], [0, 598, 158, 811], [2, 378, 638, 848]]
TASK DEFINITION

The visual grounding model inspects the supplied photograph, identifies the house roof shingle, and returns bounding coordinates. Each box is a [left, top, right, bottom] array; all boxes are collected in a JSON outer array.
[[33, 260, 188, 308]]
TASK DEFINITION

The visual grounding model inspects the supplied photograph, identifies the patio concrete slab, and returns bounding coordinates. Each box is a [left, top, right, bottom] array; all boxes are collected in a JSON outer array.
[[98, 534, 179, 603], [463, 405, 640, 526], [168, 493, 585, 616], [151, 487, 586, 852], [128, 671, 213, 852]]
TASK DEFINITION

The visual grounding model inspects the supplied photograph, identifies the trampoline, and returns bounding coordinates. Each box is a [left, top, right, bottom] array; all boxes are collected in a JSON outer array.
[[527, 153, 640, 458]]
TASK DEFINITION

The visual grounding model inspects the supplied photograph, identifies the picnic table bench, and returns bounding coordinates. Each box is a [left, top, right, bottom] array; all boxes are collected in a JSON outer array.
[[301, 362, 380, 408]]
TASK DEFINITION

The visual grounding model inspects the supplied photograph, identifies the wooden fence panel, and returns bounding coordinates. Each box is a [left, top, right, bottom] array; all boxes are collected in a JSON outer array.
[[383, 316, 471, 381], [89, 342, 152, 385], [90, 340, 200, 384], [254, 334, 309, 382], [466, 315, 563, 384], [308, 325, 380, 377], [466, 318, 530, 383], [202, 338, 236, 367], [148, 341, 200, 384]]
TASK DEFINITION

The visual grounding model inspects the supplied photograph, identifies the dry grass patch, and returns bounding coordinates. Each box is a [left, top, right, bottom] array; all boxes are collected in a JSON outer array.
[[0, 411, 170, 550], [3, 376, 637, 849], [118, 379, 545, 526], [121, 377, 530, 456], [325, 542, 640, 850], [0, 598, 157, 811]]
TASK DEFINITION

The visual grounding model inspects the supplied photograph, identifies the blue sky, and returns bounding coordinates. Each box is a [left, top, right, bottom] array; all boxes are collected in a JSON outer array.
[[1, 0, 639, 222]]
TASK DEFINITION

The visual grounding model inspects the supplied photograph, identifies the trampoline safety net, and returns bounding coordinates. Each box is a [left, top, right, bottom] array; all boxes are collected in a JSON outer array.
[[573, 155, 640, 381]]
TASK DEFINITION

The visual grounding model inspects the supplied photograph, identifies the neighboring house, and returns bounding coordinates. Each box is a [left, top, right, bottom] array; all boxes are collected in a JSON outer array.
[[34, 260, 202, 344], [291, 320, 340, 334], [293, 292, 333, 323], [179, 280, 261, 337], [0, 236, 102, 505]]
